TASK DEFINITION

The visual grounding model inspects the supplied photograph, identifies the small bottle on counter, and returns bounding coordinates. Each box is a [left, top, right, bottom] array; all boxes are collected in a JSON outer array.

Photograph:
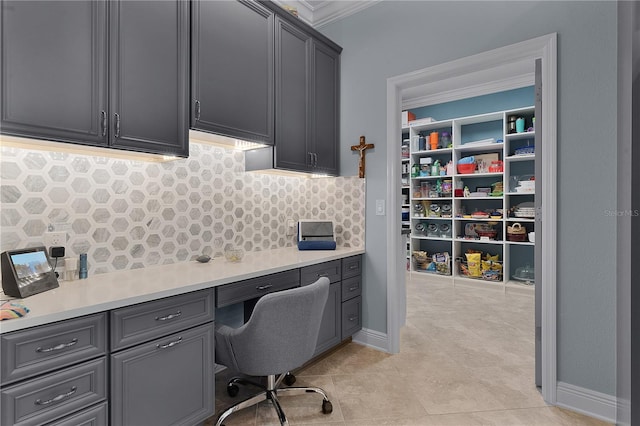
[[79, 253, 88, 279]]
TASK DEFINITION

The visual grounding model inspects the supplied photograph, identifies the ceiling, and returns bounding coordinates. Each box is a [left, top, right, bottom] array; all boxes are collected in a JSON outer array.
[[272, 0, 381, 28]]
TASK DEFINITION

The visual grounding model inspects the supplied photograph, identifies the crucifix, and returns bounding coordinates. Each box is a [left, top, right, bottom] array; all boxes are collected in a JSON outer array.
[[351, 135, 374, 178]]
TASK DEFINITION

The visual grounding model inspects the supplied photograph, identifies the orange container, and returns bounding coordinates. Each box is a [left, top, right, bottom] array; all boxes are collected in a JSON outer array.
[[429, 132, 439, 150]]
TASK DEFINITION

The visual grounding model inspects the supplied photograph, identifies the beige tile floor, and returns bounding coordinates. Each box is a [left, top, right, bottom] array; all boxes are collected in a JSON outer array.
[[206, 274, 611, 425]]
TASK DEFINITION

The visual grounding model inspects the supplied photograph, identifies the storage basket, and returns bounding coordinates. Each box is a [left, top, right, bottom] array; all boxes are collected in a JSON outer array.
[[413, 252, 451, 275], [457, 258, 503, 281], [507, 223, 527, 242]]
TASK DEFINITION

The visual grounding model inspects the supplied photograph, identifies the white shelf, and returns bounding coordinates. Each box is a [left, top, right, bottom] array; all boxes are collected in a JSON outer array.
[[455, 238, 503, 245], [412, 148, 453, 155], [454, 196, 503, 200], [455, 217, 503, 221], [506, 217, 535, 222], [505, 130, 535, 141], [505, 241, 534, 246], [411, 216, 452, 220], [505, 191, 535, 196], [412, 197, 453, 201], [412, 236, 452, 242], [505, 154, 535, 162], [455, 172, 503, 178], [412, 175, 453, 180], [456, 142, 503, 153]]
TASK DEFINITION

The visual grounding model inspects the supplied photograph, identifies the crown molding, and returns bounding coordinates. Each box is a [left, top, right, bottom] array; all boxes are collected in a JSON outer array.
[[272, 1, 380, 28]]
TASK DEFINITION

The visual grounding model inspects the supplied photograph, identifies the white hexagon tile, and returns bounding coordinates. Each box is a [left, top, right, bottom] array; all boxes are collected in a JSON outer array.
[[0, 143, 364, 276]]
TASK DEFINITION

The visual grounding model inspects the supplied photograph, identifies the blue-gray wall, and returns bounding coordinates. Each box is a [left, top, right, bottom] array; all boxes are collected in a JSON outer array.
[[321, 1, 617, 397]]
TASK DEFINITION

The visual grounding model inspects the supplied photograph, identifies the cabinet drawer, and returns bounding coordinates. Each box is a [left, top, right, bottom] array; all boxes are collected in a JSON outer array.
[[1, 313, 107, 386], [342, 255, 362, 279], [46, 401, 108, 426], [341, 296, 362, 339], [216, 269, 299, 308], [341, 276, 362, 302], [300, 260, 341, 285], [1, 358, 107, 426], [110, 289, 214, 351]]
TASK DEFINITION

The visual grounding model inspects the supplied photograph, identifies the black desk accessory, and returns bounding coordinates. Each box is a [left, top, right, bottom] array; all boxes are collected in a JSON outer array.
[[1, 246, 59, 298]]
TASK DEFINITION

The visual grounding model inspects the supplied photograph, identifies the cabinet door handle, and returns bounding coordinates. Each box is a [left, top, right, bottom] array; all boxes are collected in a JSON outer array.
[[34, 386, 77, 406], [348, 316, 358, 322], [348, 286, 358, 292], [155, 311, 182, 321], [308, 152, 313, 166], [313, 153, 318, 167], [36, 338, 78, 353], [157, 337, 182, 349], [100, 111, 107, 137], [256, 284, 272, 291], [114, 113, 121, 138], [195, 100, 201, 120]]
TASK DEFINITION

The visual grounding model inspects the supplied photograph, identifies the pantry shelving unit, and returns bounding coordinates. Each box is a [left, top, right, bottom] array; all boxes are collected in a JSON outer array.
[[408, 106, 536, 290]]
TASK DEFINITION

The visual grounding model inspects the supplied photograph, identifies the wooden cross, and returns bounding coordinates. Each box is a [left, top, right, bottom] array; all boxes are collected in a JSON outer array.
[[351, 135, 374, 178]]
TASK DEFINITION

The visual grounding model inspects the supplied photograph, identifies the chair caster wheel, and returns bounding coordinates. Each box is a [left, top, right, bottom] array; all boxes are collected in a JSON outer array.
[[227, 383, 239, 397], [322, 400, 333, 414], [284, 373, 296, 386]]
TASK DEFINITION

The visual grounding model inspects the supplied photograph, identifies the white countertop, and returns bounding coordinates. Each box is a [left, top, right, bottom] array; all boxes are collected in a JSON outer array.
[[0, 246, 364, 334]]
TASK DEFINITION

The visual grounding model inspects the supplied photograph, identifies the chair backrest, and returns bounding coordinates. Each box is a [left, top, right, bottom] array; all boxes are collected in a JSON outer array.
[[225, 276, 330, 376]]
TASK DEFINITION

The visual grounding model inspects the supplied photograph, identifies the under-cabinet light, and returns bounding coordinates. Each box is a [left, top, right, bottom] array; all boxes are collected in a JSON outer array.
[[0, 135, 179, 162]]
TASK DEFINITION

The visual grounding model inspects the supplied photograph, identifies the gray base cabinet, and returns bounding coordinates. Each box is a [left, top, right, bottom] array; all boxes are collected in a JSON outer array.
[[301, 256, 363, 356], [110, 323, 213, 426], [313, 282, 342, 356], [109, 289, 215, 426]]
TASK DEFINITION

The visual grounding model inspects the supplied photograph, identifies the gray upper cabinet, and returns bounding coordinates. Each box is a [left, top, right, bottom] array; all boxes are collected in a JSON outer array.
[[273, 15, 341, 175], [0, 1, 108, 146], [311, 40, 340, 175], [109, 0, 189, 157], [274, 17, 312, 172], [0, 0, 188, 157], [191, 0, 274, 145]]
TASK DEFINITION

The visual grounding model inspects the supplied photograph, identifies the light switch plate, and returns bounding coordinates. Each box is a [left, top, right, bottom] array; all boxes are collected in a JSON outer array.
[[375, 199, 385, 216]]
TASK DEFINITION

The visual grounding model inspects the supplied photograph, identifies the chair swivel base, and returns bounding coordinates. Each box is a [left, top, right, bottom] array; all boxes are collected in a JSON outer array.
[[216, 373, 332, 426]]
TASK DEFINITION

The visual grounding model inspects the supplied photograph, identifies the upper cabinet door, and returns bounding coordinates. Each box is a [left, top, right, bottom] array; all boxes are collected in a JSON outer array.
[[192, 0, 274, 145], [109, 0, 189, 157], [0, 1, 108, 146], [312, 41, 340, 176], [274, 17, 312, 173]]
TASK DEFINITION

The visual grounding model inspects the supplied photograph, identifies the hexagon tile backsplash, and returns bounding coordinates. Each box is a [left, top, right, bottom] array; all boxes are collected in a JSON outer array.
[[0, 142, 364, 275]]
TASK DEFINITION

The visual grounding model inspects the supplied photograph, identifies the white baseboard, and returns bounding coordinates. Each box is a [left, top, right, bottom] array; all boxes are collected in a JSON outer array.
[[556, 381, 616, 424], [351, 327, 389, 353]]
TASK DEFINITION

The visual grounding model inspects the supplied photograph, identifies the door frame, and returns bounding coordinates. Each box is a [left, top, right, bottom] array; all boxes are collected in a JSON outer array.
[[385, 33, 557, 404]]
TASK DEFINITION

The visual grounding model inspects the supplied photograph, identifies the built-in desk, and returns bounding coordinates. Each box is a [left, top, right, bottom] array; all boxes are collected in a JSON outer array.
[[0, 246, 364, 426]]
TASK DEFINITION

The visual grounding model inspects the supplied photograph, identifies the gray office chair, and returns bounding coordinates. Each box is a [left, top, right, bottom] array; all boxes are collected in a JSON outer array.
[[214, 276, 332, 426]]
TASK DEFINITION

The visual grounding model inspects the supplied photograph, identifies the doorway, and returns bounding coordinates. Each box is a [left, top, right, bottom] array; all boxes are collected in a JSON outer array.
[[385, 33, 557, 404]]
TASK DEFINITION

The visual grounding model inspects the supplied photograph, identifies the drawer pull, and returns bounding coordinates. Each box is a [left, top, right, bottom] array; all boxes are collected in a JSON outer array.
[[157, 337, 182, 349], [34, 386, 77, 406], [155, 311, 182, 321], [256, 284, 272, 291], [349, 264, 358, 270], [317, 272, 329, 278], [36, 338, 78, 353], [348, 286, 358, 292], [348, 316, 358, 322]]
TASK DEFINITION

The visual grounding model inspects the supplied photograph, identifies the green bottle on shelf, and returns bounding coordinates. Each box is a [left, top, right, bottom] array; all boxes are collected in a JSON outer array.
[[411, 163, 420, 178]]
